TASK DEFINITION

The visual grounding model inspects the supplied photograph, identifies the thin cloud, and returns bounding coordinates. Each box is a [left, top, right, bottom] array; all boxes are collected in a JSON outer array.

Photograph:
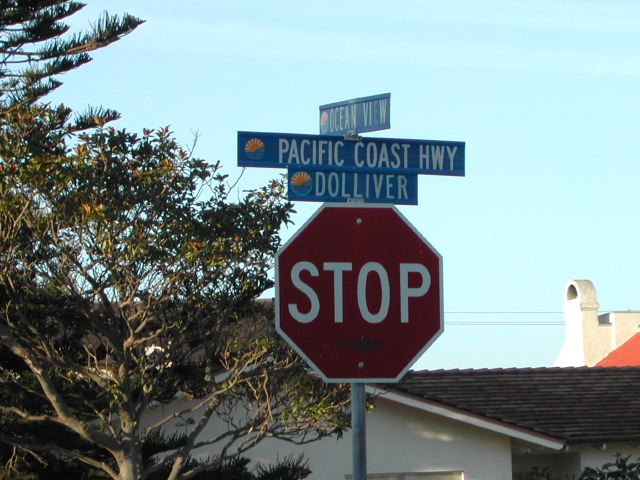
[[139, 17, 640, 77]]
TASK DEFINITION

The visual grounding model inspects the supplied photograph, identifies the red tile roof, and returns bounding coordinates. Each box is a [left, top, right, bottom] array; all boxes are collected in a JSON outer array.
[[394, 366, 640, 444], [597, 333, 640, 367]]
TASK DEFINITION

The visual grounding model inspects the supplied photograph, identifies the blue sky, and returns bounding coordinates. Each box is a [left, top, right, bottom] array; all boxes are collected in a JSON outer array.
[[51, 1, 640, 370]]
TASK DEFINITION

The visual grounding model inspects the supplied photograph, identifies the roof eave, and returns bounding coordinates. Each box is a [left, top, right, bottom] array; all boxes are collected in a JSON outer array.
[[368, 386, 566, 451]]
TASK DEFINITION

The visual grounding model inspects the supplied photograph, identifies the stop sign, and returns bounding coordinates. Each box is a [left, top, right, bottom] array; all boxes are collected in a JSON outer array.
[[275, 204, 443, 383]]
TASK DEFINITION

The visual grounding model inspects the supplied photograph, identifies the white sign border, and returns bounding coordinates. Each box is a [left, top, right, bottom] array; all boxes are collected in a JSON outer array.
[[274, 203, 444, 384]]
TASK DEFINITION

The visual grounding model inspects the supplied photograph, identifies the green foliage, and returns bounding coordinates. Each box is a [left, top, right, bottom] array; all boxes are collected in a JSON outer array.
[[0, 3, 350, 479], [144, 455, 253, 480], [253, 454, 311, 480], [144, 454, 310, 480], [0, 108, 350, 478], [0, 440, 311, 480], [0, 0, 143, 127], [523, 454, 640, 480], [579, 454, 640, 480]]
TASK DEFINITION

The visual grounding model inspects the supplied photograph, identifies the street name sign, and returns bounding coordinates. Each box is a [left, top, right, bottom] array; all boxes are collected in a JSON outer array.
[[319, 93, 391, 136], [287, 165, 418, 205], [275, 204, 443, 383], [238, 131, 465, 176]]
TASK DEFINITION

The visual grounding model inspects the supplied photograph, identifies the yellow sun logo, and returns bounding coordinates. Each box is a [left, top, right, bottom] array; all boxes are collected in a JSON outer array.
[[289, 171, 313, 196], [291, 171, 312, 186], [245, 138, 264, 153], [244, 138, 266, 160]]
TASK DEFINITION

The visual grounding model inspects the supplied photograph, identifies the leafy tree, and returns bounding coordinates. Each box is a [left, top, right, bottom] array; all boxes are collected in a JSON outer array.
[[523, 454, 640, 480], [580, 454, 640, 480], [252, 454, 311, 480], [0, 107, 348, 479], [0, 110, 350, 479], [0, 2, 351, 479]]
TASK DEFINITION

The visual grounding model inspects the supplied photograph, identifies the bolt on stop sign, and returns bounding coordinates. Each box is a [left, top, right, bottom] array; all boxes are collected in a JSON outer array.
[[275, 204, 443, 383]]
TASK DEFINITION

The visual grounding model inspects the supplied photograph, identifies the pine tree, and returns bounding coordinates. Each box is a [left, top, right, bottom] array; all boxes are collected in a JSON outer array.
[[0, 0, 143, 128]]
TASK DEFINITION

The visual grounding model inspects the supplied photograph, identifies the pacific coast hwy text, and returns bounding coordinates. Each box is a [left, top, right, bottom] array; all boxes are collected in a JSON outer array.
[[278, 138, 458, 172], [237, 131, 465, 177]]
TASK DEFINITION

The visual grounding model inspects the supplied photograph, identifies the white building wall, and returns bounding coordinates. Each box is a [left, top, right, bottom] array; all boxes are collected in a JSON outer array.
[[143, 396, 514, 480], [574, 443, 640, 472], [609, 311, 640, 348], [512, 444, 640, 479]]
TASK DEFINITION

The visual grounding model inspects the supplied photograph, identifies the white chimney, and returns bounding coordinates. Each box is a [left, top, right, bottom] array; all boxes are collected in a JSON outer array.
[[555, 279, 599, 367], [555, 279, 640, 367]]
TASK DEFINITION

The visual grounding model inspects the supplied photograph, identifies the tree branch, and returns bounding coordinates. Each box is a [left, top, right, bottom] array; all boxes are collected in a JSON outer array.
[[0, 325, 121, 453]]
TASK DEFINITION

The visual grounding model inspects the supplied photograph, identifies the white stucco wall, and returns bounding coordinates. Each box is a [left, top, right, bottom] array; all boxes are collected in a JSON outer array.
[[555, 279, 598, 367], [143, 396, 514, 480], [512, 444, 640, 479], [574, 443, 640, 472], [609, 311, 640, 348]]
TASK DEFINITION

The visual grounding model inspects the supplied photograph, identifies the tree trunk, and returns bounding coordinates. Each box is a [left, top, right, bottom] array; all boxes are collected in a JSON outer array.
[[116, 447, 142, 480]]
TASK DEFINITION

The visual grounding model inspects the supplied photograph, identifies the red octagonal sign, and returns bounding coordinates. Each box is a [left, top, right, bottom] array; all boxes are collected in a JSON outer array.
[[275, 204, 443, 383]]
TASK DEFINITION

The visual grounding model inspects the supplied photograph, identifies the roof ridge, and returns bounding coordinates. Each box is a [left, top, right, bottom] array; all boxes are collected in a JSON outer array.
[[410, 365, 640, 375]]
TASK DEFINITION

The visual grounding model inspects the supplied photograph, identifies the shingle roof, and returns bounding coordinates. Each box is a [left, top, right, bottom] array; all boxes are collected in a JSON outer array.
[[597, 333, 640, 367], [393, 366, 640, 444]]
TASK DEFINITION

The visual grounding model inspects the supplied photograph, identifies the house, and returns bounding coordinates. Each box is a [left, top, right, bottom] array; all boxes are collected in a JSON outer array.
[[225, 365, 639, 480], [390, 366, 640, 480], [555, 279, 640, 367], [145, 279, 640, 479]]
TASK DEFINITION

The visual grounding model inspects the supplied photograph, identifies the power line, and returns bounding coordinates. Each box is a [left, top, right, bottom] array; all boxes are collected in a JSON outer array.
[[445, 311, 560, 315], [446, 321, 563, 326], [445, 308, 628, 314], [444, 311, 564, 325], [436, 309, 633, 325]]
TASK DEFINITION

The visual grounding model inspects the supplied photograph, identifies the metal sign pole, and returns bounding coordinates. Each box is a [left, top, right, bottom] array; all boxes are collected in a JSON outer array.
[[349, 183, 367, 480], [244, 92, 452, 480], [351, 383, 366, 480]]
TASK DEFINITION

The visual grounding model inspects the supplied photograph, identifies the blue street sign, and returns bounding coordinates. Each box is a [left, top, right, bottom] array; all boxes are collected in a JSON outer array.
[[287, 165, 418, 205], [319, 93, 391, 136], [238, 131, 465, 177]]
